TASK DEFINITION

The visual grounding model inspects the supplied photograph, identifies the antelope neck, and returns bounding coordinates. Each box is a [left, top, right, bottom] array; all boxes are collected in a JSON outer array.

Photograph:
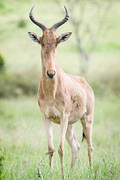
[[41, 59, 58, 100]]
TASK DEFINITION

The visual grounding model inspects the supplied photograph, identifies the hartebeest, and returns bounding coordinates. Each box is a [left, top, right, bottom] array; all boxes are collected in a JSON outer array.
[[28, 6, 94, 178]]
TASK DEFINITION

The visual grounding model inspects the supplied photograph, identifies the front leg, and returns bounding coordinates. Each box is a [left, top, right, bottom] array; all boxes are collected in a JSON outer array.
[[44, 117, 54, 168], [58, 113, 69, 179]]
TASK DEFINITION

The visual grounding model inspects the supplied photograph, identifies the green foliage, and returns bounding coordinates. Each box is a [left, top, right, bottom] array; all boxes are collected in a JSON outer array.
[[17, 19, 27, 28], [89, 67, 120, 96], [0, 148, 6, 178], [0, 54, 5, 72], [0, 73, 38, 97], [0, 1, 4, 9], [0, 0, 13, 13]]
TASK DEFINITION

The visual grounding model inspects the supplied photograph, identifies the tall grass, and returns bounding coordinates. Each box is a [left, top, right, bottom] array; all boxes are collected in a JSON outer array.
[[0, 95, 120, 179]]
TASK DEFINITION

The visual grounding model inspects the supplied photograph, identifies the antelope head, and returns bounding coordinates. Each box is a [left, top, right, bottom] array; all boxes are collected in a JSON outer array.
[[28, 6, 72, 79]]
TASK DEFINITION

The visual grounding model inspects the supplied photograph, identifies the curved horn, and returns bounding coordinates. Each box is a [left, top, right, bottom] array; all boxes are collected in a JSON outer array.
[[51, 6, 69, 30], [29, 6, 47, 31]]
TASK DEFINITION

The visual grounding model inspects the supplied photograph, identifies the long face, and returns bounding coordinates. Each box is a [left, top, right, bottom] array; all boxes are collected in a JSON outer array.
[[28, 7, 72, 79], [40, 29, 57, 79]]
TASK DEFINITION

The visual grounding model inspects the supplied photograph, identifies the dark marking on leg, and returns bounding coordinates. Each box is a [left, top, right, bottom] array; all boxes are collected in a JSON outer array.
[[82, 131, 86, 142]]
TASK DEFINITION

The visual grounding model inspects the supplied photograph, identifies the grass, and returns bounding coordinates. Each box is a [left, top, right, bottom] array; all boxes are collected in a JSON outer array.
[[0, 95, 120, 179]]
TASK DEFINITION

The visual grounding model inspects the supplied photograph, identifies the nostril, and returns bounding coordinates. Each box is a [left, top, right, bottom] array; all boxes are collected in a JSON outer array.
[[47, 71, 56, 79]]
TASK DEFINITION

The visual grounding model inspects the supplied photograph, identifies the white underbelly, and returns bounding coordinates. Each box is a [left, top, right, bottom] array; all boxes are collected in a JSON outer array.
[[44, 105, 62, 124], [44, 104, 84, 124]]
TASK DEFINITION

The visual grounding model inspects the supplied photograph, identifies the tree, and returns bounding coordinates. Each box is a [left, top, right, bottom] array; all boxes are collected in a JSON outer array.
[[57, 0, 112, 75]]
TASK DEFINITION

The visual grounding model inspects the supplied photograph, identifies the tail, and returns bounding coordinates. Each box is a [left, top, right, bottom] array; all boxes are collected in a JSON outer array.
[[82, 131, 86, 142]]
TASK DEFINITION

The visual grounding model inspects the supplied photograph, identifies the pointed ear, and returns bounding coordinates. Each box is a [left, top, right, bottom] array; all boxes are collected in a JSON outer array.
[[28, 32, 41, 43], [57, 32, 72, 44]]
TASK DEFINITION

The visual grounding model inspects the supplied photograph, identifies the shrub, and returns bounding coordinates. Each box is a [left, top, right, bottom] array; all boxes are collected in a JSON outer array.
[[89, 70, 120, 97], [17, 19, 27, 28], [0, 147, 6, 178], [0, 72, 38, 98], [0, 54, 5, 72]]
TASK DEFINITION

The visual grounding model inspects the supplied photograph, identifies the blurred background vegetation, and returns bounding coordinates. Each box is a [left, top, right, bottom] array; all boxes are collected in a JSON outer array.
[[0, 0, 120, 97], [0, 0, 120, 179]]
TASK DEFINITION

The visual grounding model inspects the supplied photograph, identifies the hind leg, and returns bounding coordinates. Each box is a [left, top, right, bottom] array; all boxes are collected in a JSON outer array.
[[66, 125, 80, 168], [81, 113, 94, 166]]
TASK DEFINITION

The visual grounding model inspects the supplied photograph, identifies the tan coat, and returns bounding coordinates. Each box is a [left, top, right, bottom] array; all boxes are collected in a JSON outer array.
[[29, 12, 94, 178]]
